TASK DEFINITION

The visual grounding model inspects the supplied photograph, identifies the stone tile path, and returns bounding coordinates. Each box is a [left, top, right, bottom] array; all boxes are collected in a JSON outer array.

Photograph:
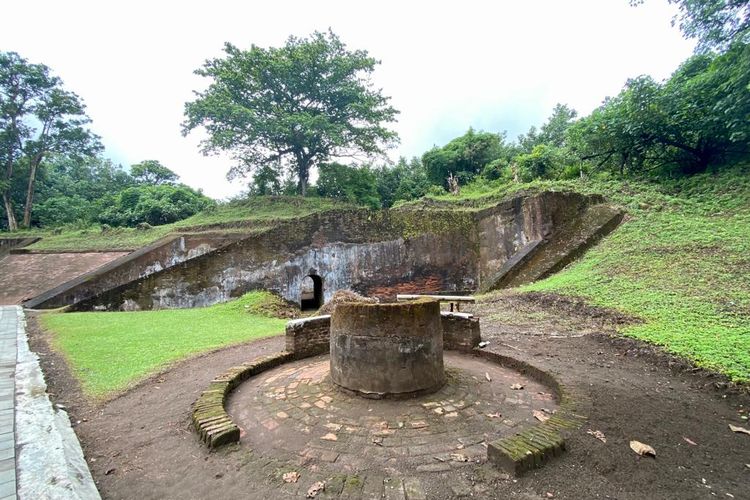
[[0, 307, 17, 500], [227, 352, 557, 478]]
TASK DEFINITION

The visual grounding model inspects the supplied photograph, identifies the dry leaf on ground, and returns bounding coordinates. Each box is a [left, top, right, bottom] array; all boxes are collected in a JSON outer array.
[[630, 440, 656, 457], [682, 437, 697, 446], [728, 424, 750, 436], [587, 429, 607, 443], [306, 481, 325, 498], [283, 471, 300, 483], [533, 410, 550, 422], [510, 383, 524, 390]]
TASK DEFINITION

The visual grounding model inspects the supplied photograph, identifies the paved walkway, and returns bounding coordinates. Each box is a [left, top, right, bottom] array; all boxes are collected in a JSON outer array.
[[0, 306, 100, 500], [0, 307, 17, 500]]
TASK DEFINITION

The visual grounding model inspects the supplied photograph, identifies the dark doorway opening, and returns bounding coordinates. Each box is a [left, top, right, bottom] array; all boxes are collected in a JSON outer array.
[[300, 274, 323, 310]]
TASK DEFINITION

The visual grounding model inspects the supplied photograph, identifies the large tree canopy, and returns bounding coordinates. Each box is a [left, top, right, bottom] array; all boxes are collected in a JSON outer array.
[[633, 0, 750, 51], [569, 41, 749, 175], [0, 51, 101, 230], [183, 30, 399, 195]]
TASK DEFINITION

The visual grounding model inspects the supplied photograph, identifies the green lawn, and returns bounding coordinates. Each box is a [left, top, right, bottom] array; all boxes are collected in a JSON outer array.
[[522, 168, 750, 382], [41, 292, 288, 398]]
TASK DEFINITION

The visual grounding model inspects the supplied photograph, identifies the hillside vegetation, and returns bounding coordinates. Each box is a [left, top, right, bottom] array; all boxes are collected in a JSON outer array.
[[468, 166, 749, 383], [7, 196, 351, 251]]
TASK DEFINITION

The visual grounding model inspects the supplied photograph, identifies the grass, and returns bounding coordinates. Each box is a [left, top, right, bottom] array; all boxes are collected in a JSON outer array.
[[518, 166, 750, 382], [40, 291, 288, 398], [2, 196, 352, 252]]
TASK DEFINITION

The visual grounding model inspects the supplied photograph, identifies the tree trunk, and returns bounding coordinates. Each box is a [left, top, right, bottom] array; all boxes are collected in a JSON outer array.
[[2, 193, 17, 231], [22, 158, 40, 228], [297, 160, 310, 196]]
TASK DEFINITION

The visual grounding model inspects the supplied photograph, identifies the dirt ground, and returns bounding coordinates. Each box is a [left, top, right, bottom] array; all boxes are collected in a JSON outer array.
[[27, 292, 750, 499]]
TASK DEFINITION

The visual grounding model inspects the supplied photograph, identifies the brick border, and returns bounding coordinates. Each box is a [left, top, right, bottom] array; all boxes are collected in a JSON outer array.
[[476, 349, 585, 476], [191, 352, 294, 448], [193, 321, 584, 474]]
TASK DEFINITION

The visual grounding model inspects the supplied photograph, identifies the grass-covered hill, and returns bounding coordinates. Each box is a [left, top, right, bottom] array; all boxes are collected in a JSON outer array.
[[427, 165, 749, 383], [3, 196, 352, 252]]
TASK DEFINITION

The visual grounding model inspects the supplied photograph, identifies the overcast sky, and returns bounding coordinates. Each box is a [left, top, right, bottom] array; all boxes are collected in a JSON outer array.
[[1, 0, 694, 199]]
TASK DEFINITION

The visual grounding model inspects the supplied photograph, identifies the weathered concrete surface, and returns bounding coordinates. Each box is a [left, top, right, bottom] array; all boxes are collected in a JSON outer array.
[[0, 238, 38, 260], [24, 233, 241, 310], [41, 191, 621, 311], [0, 252, 127, 305], [13, 306, 101, 499], [71, 209, 479, 311], [330, 300, 445, 397]]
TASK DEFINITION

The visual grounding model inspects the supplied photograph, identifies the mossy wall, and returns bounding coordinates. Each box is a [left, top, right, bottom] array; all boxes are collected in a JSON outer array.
[[70, 191, 602, 311]]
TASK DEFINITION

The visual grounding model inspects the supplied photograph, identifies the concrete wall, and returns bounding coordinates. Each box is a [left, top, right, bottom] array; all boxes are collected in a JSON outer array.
[[28, 233, 241, 309], [72, 209, 479, 311], [67, 191, 610, 311], [475, 191, 595, 286]]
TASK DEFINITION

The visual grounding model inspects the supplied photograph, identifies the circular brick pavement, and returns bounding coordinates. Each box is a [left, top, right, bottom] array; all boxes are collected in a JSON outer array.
[[226, 352, 558, 475]]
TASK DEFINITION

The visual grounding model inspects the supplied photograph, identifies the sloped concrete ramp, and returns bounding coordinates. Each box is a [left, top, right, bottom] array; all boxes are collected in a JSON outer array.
[[0, 252, 128, 305]]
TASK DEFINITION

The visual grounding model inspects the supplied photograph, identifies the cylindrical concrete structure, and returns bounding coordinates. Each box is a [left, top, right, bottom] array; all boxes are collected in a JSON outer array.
[[330, 299, 445, 398]]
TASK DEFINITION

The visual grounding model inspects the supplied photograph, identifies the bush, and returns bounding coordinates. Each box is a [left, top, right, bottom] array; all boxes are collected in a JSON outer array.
[[98, 184, 215, 227]]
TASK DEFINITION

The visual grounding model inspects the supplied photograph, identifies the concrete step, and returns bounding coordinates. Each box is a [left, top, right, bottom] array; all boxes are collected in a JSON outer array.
[[502, 204, 623, 288], [23, 233, 244, 310]]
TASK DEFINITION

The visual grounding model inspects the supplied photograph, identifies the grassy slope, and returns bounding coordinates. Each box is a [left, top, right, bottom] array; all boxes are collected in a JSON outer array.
[[41, 292, 287, 398], [473, 168, 749, 382], [404, 167, 749, 381], [4, 196, 350, 251]]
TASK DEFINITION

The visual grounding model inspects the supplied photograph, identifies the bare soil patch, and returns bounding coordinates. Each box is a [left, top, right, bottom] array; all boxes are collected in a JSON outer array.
[[27, 292, 750, 499]]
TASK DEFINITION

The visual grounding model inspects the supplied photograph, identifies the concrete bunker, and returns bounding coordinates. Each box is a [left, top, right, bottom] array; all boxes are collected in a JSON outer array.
[[329, 298, 446, 398], [300, 273, 323, 310]]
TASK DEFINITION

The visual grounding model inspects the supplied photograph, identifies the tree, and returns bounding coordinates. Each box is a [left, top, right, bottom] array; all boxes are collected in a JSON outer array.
[[183, 30, 399, 196], [99, 184, 214, 227], [0, 52, 101, 230], [633, 0, 749, 52], [316, 162, 381, 209], [518, 104, 578, 153], [422, 128, 509, 187], [570, 42, 750, 176], [131, 160, 178, 185]]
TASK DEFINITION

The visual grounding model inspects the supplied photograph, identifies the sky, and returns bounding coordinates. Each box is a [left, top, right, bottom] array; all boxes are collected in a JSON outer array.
[[1, 0, 695, 199]]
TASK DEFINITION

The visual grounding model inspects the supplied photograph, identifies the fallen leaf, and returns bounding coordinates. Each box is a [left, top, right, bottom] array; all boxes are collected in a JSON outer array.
[[587, 429, 607, 443], [283, 471, 300, 483], [533, 410, 550, 422], [682, 437, 697, 446], [510, 383, 524, 390], [306, 481, 325, 498], [449, 453, 469, 462], [729, 424, 750, 436], [485, 372, 492, 382], [630, 440, 656, 457]]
